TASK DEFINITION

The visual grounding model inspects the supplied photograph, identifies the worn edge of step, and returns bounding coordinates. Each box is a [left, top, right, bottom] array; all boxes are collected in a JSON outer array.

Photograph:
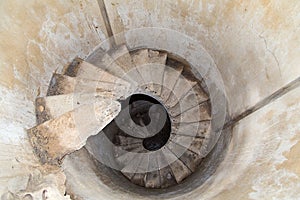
[[46, 73, 131, 99], [162, 147, 192, 183], [28, 101, 121, 165], [35, 93, 102, 124], [63, 58, 130, 87]]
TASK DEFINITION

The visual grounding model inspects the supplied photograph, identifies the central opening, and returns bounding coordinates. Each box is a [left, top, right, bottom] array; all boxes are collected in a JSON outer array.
[[126, 94, 171, 151]]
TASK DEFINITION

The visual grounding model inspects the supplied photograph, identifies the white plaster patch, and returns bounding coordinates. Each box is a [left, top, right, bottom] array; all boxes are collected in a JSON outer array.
[[250, 167, 300, 200]]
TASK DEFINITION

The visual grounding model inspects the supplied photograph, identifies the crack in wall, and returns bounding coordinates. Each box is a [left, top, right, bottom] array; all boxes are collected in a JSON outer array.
[[259, 34, 282, 78]]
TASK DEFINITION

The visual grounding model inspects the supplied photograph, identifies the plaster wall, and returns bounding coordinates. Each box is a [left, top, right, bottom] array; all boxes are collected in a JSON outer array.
[[0, 0, 299, 199], [0, 0, 107, 196]]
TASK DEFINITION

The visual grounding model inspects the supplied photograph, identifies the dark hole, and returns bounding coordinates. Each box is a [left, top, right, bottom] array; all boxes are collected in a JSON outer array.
[[118, 94, 171, 151], [129, 94, 171, 151]]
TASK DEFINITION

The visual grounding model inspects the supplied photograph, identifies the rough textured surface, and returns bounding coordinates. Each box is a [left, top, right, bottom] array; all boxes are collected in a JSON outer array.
[[0, 0, 107, 196], [28, 101, 121, 165], [105, 0, 300, 118], [35, 93, 106, 124], [0, 0, 299, 199], [47, 73, 131, 99]]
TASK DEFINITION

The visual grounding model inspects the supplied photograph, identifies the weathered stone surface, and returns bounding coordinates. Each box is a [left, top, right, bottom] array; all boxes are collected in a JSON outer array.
[[64, 60, 130, 87], [87, 50, 128, 78], [108, 44, 133, 73], [138, 64, 165, 95], [165, 77, 197, 109], [145, 153, 161, 188], [28, 101, 121, 165], [141, 50, 167, 94], [172, 121, 211, 138], [169, 84, 209, 117], [148, 50, 167, 64], [167, 141, 202, 172], [162, 147, 192, 183], [121, 154, 143, 177], [131, 155, 149, 186], [116, 135, 143, 146], [172, 101, 211, 123], [160, 65, 183, 102], [35, 93, 104, 124], [46, 73, 131, 100]]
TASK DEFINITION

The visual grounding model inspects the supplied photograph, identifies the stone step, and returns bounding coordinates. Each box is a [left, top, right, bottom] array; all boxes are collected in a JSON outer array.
[[161, 147, 192, 183], [138, 65, 165, 95], [28, 101, 121, 165], [86, 47, 126, 79], [131, 49, 149, 67], [168, 84, 209, 117], [115, 151, 137, 167], [169, 134, 204, 156], [131, 154, 149, 187], [165, 78, 197, 109], [130, 49, 150, 86], [119, 142, 143, 152], [121, 154, 144, 180], [115, 144, 146, 166], [171, 121, 211, 138], [85, 45, 140, 89], [63, 59, 130, 87], [135, 50, 167, 94], [166, 142, 202, 172], [145, 152, 161, 188], [108, 44, 133, 73], [35, 93, 104, 124], [148, 50, 168, 64], [156, 151, 177, 188], [115, 135, 143, 146], [160, 65, 183, 102], [171, 101, 211, 124], [46, 73, 131, 100]]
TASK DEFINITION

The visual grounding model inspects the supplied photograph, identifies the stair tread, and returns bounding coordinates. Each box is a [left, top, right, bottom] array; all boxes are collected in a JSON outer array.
[[165, 77, 197, 108], [156, 151, 177, 188], [119, 142, 144, 152], [170, 135, 204, 156], [131, 49, 149, 66], [28, 101, 121, 164], [46, 73, 131, 100], [131, 155, 149, 186], [108, 45, 133, 72], [121, 154, 144, 180], [145, 154, 161, 188], [166, 142, 202, 172], [116, 135, 143, 146], [172, 101, 211, 124], [64, 59, 130, 86], [115, 151, 137, 166], [148, 50, 167, 64], [135, 50, 167, 94], [169, 84, 209, 117], [86, 47, 127, 78], [171, 121, 211, 138], [35, 93, 102, 124], [138, 65, 165, 95], [162, 147, 192, 183], [160, 66, 183, 102]]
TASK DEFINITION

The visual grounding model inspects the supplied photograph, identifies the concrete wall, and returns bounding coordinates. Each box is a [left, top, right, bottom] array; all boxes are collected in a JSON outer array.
[[0, 0, 107, 196], [0, 0, 299, 199]]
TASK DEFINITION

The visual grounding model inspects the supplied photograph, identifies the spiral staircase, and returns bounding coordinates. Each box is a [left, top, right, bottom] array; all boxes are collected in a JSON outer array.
[[27, 44, 212, 189]]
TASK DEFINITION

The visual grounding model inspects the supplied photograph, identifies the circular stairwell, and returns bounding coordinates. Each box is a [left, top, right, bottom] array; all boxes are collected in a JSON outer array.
[[26, 39, 230, 199]]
